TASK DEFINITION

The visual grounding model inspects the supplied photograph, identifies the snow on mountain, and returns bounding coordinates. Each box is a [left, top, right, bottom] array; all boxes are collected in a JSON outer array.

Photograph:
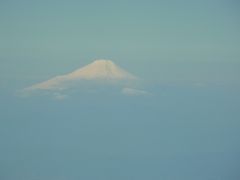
[[67, 60, 137, 80], [24, 59, 139, 92]]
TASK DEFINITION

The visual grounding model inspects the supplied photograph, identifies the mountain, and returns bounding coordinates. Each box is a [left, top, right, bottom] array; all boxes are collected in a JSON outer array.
[[25, 60, 138, 91], [67, 60, 137, 80], [20, 59, 151, 98]]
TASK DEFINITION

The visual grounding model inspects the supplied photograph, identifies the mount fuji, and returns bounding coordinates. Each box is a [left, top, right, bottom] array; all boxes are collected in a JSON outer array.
[[22, 59, 150, 98]]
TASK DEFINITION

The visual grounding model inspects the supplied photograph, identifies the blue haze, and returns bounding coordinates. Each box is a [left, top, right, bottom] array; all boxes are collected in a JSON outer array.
[[0, 0, 240, 180], [1, 85, 240, 180], [0, 0, 240, 87]]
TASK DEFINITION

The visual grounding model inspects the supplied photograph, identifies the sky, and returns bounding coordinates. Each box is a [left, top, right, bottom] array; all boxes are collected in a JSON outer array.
[[0, 1, 240, 180], [0, 0, 240, 89]]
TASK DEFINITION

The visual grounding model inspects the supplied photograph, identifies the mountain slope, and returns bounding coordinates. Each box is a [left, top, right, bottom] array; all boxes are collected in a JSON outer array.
[[67, 60, 137, 80], [25, 59, 138, 91]]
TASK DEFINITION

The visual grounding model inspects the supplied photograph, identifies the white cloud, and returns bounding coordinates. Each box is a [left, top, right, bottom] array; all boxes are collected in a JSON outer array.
[[53, 93, 68, 100], [122, 88, 152, 96]]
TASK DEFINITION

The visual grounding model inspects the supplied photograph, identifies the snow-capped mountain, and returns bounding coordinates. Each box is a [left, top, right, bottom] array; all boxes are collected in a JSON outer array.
[[25, 59, 138, 91], [67, 60, 137, 80], [20, 59, 152, 98]]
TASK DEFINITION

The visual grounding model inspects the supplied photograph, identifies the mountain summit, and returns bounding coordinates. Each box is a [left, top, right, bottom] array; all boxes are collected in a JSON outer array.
[[66, 59, 137, 80], [25, 59, 138, 91]]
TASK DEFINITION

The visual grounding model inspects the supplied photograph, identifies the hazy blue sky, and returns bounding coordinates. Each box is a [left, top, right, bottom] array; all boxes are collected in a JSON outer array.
[[0, 0, 240, 89], [1, 1, 240, 180]]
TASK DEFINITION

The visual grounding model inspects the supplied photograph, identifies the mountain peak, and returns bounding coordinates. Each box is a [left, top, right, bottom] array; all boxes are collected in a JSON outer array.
[[90, 59, 117, 70], [92, 59, 113, 64], [67, 59, 137, 80], [26, 59, 138, 91]]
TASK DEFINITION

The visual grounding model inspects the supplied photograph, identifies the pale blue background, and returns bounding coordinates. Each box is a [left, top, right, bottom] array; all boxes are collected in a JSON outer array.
[[0, 0, 240, 88], [0, 0, 240, 180]]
